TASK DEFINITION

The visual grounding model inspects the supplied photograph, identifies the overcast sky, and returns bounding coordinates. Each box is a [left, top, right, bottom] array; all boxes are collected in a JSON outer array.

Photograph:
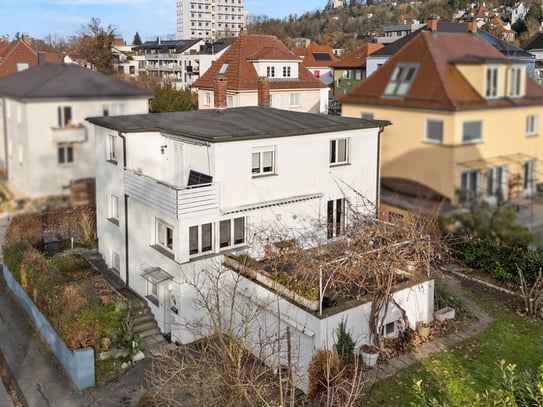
[[1, 0, 325, 42]]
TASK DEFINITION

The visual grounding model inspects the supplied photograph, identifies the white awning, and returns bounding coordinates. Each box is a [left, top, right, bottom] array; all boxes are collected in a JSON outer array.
[[141, 266, 173, 284]]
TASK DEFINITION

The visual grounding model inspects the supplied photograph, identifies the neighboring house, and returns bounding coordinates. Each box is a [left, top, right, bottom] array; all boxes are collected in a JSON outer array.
[[376, 20, 425, 44], [193, 32, 328, 114], [0, 62, 152, 197], [292, 42, 340, 87], [511, 0, 531, 25], [330, 43, 384, 99], [132, 37, 235, 89], [0, 34, 62, 78], [339, 30, 543, 208], [522, 32, 543, 84], [87, 106, 432, 393], [367, 19, 535, 77], [176, 0, 248, 40]]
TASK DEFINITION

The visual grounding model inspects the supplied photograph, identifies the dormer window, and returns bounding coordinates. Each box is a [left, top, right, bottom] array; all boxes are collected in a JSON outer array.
[[509, 66, 522, 98], [485, 66, 499, 98], [267, 66, 275, 78], [283, 66, 291, 78], [384, 63, 418, 97]]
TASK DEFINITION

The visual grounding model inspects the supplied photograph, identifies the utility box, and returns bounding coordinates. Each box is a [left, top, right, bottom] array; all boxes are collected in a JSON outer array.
[[43, 234, 61, 257]]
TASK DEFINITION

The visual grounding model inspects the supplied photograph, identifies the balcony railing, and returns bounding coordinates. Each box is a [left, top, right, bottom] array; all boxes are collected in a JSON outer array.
[[52, 125, 86, 143], [125, 170, 219, 218]]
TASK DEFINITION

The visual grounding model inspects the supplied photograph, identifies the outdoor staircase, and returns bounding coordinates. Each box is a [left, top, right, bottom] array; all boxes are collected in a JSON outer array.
[[122, 288, 169, 353]]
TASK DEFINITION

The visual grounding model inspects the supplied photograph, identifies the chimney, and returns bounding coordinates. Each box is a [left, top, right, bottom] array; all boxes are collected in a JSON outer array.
[[427, 16, 438, 32], [214, 77, 228, 109], [22, 34, 30, 43], [37, 51, 46, 65], [467, 19, 478, 33], [258, 76, 270, 107]]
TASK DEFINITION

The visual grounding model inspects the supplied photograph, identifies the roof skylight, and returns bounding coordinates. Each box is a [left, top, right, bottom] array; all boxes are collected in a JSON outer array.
[[384, 63, 419, 97]]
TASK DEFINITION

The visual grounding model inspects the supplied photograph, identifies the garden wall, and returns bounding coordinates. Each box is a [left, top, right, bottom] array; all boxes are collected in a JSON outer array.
[[2, 264, 95, 390]]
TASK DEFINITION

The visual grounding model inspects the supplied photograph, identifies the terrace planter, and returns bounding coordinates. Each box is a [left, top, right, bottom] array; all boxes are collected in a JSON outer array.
[[435, 306, 455, 322], [224, 255, 320, 312], [360, 344, 380, 367], [417, 322, 431, 337]]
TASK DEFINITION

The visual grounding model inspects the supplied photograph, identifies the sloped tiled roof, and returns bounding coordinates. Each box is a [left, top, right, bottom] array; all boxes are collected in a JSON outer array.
[[193, 34, 325, 91], [338, 31, 543, 111], [370, 22, 532, 59], [522, 31, 543, 51], [331, 43, 384, 68], [292, 43, 340, 67], [0, 38, 65, 78], [0, 63, 152, 100]]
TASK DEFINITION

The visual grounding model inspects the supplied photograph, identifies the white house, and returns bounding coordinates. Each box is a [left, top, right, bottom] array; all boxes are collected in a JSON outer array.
[[0, 63, 152, 198], [88, 107, 433, 390]]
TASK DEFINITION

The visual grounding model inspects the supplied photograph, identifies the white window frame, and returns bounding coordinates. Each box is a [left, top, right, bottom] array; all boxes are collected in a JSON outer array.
[[462, 120, 483, 144], [108, 134, 117, 162], [267, 66, 275, 78], [526, 113, 538, 136], [524, 159, 536, 195], [509, 66, 522, 98], [327, 198, 346, 239], [486, 165, 507, 201], [343, 70, 352, 80], [156, 219, 174, 253], [57, 106, 72, 128], [58, 145, 74, 165], [289, 93, 301, 107], [485, 66, 499, 99], [189, 223, 213, 256], [425, 119, 444, 144], [227, 94, 234, 108], [109, 194, 119, 221], [204, 92, 211, 106], [355, 70, 362, 81], [219, 217, 245, 249], [252, 146, 275, 176], [380, 321, 398, 338], [460, 169, 482, 203], [330, 138, 350, 165], [283, 66, 291, 78]]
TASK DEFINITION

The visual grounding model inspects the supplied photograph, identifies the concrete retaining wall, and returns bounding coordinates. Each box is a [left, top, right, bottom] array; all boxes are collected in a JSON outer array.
[[2, 264, 95, 390]]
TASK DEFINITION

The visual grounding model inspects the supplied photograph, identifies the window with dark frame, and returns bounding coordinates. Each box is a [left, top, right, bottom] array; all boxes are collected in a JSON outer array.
[[58, 146, 74, 164]]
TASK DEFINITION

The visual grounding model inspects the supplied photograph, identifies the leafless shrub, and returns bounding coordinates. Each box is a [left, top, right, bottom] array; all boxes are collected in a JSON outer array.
[[518, 266, 543, 318]]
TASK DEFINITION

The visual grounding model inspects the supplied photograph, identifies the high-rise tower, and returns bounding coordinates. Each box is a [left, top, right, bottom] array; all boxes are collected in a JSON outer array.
[[176, 0, 247, 40]]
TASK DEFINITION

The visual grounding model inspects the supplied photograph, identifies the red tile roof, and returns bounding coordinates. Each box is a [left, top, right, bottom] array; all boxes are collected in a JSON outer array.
[[338, 31, 543, 111], [0, 38, 61, 78], [292, 43, 340, 67], [331, 43, 384, 68], [193, 34, 325, 91]]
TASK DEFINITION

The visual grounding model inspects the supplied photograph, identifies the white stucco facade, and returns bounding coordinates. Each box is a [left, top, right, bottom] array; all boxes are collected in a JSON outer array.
[[1, 96, 149, 198]]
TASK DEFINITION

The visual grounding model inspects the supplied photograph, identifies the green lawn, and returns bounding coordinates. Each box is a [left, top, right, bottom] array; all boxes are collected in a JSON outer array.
[[362, 281, 543, 406]]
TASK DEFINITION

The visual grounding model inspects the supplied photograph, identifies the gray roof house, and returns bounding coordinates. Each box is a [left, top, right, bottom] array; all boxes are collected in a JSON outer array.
[[0, 62, 152, 198]]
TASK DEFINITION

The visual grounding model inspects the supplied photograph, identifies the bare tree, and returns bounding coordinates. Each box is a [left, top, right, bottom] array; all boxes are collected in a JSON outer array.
[[518, 266, 543, 318]]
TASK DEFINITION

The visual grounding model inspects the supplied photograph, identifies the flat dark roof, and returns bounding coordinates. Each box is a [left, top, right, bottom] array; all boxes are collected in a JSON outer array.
[[87, 106, 391, 142]]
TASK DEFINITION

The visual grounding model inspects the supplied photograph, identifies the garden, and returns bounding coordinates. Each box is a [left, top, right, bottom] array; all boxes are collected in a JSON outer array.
[[2, 207, 140, 384]]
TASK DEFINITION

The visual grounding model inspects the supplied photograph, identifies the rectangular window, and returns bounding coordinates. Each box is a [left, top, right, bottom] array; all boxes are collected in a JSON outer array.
[[380, 321, 397, 338], [57, 106, 72, 128], [227, 95, 234, 108], [220, 217, 245, 249], [524, 160, 536, 193], [384, 63, 418, 96], [266, 66, 275, 78], [103, 104, 124, 117], [487, 165, 506, 200], [189, 223, 213, 256], [330, 138, 349, 165], [16, 62, 29, 72], [526, 113, 538, 136], [426, 119, 444, 143], [486, 67, 498, 98], [108, 134, 117, 162], [462, 120, 482, 143], [283, 66, 291, 77], [509, 66, 522, 97], [58, 146, 74, 164], [355, 70, 362, 80], [460, 169, 482, 203], [111, 250, 120, 272], [343, 70, 352, 80], [109, 194, 119, 221], [205, 92, 211, 106], [157, 220, 174, 252], [252, 147, 275, 176], [289, 93, 301, 106], [314, 70, 320, 78], [327, 198, 346, 239]]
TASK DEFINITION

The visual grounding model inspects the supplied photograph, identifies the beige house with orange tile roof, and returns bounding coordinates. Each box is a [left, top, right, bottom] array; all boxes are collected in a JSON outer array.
[[339, 30, 543, 207], [292, 42, 340, 86], [330, 42, 384, 99], [193, 32, 329, 114]]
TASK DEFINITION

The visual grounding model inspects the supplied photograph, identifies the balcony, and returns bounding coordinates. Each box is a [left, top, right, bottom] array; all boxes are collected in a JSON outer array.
[[52, 125, 87, 143], [125, 170, 219, 218]]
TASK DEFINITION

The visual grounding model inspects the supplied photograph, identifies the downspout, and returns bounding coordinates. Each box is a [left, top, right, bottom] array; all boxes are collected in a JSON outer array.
[[375, 126, 385, 218], [1, 97, 8, 178], [118, 131, 130, 287]]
